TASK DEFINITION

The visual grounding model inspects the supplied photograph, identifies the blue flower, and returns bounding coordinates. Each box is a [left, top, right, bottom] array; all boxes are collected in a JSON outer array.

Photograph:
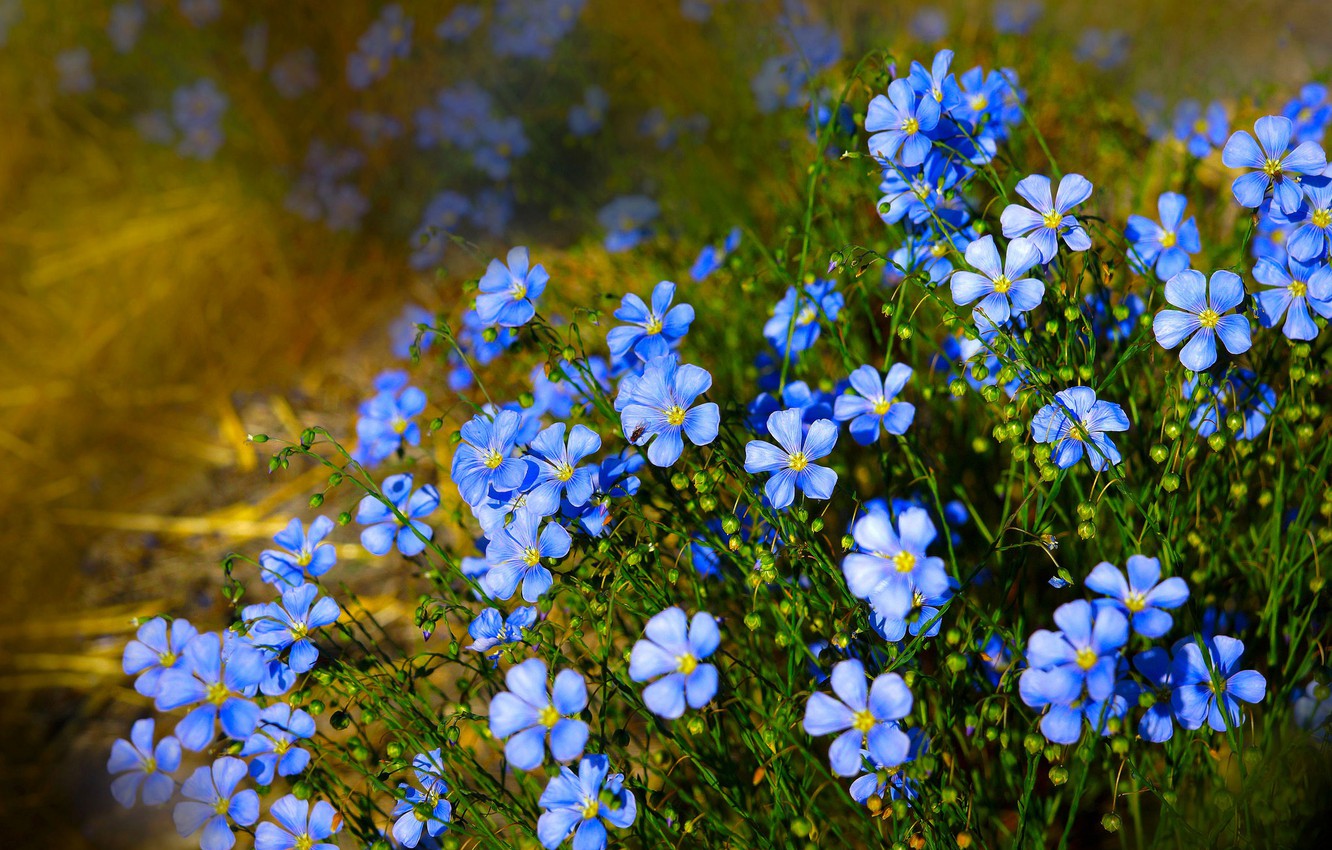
[[1253, 255, 1332, 340], [467, 606, 539, 657], [353, 382, 427, 466], [524, 423, 603, 516], [172, 757, 259, 850], [477, 246, 548, 327], [436, 4, 483, 41], [568, 85, 609, 136], [254, 796, 341, 850], [993, 0, 1042, 34], [451, 410, 530, 507], [108, 718, 180, 808], [489, 658, 589, 770], [1282, 83, 1332, 144], [391, 772, 452, 849], [598, 195, 658, 252], [850, 728, 927, 804], [607, 281, 694, 362], [259, 517, 337, 587], [123, 616, 198, 698], [1133, 647, 1180, 743], [356, 474, 441, 557], [616, 355, 719, 467], [1276, 177, 1332, 263], [1222, 115, 1327, 214], [1085, 556, 1189, 639], [833, 364, 916, 445], [409, 192, 470, 270], [1031, 386, 1130, 471], [1126, 192, 1200, 279], [871, 575, 957, 643], [244, 583, 340, 674], [1152, 269, 1252, 371], [689, 227, 740, 281], [536, 754, 637, 850], [1000, 173, 1093, 263], [1172, 100, 1229, 158], [108, 2, 146, 53], [842, 506, 951, 621], [563, 451, 644, 536], [239, 704, 315, 785], [976, 635, 1014, 687], [743, 408, 838, 510], [949, 234, 1044, 329], [482, 511, 571, 602], [802, 659, 913, 777], [877, 156, 970, 227], [763, 280, 843, 358], [1019, 600, 1130, 744], [907, 49, 962, 112], [1184, 369, 1275, 441], [155, 632, 264, 751], [1293, 679, 1332, 738], [865, 78, 942, 167], [628, 607, 720, 719], [1170, 636, 1267, 731]]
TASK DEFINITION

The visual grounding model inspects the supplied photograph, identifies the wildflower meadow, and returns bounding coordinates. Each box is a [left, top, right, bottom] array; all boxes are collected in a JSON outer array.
[[3, 1, 1332, 849]]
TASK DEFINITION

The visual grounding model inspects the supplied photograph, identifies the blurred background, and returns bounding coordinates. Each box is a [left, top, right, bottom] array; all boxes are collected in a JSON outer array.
[[1, 1, 1329, 846]]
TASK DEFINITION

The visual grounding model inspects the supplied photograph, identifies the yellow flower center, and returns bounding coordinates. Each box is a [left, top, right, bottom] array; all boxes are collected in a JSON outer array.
[[555, 463, 575, 482], [872, 396, 892, 415], [295, 836, 314, 850], [1314, 209, 1332, 229], [143, 756, 157, 774], [1075, 647, 1098, 670], [274, 739, 291, 754], [788, 452, 809, 471], [510, 280, 527, 300], [992, 275, 1012, 294], [582, 797, 600, 819], [483, 450, 504, 469], [158, 651, 176, 667], [645, 316, 663, 335], [392, 417, 408, 435], [538, 704, 561, 728], [852, 709, 877, 733], [1290, 280, 1308, 298], [1160, 230, 1177, 248], [930, 242, 948, 258], [1262, 158, 1284, 178], [666, 406, 687, 426], [206, 682, 229, 706], [1198, 308, 1220, 329], [970, 94, 989, 111], [522, 547, 541, 567], [213, 797, 229, 815], [913, 184, 931, 200], [297, 551, 312, 566], [796, 305, 817, 325], [902, 116, 920, 135], [1125, 592, 1147, 613], [893, 550, 917, 573], [1042, 209, 1063, 229], [1192, 118, 1209, 134], [677, 653, 698, 675]]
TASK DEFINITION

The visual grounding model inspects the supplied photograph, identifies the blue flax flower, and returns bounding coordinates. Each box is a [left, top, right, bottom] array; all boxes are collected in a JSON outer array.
[[259, 517, 337, 587], [391, 773, 452, 848], [1019, 600, 1130, 744], [354, 382, 426, 465], [1283, 83, 1332, 143], [949, 234, 1043, 330], [489, 658, 589, 770], [616, 355, 719, 467], [467, 606, 539, 657], [1281, 176, 1332, 262], [607, 281, 694, 361], [598, 195, 658, 252], [1031, 386, 1130, 471], [1172, 100, 1229, 158], [254, 796, 341, 850], [240, 703, 315, 785], [537, 754, 637, 850], [1126, 192, 1200, 279], [628, 607, 720, 719], [356, 474, 440, 557], [803, 659, 913, 776], [524, 423, 602, 516], [763, 280, 843, 357], [451, 410, 529, 507], [123, 616, 198, 698], [244, 583, 340, 674], [1184, 369, 1275, 441], [1222, 115, 1327, 214], [1000, 173, 1094, 263], [1253, 256, 1332, 340], [842, 507, 951, 621], [1294, 679, 1332, 738], [476, 246, 548, 327], [1152, 269, 1251, 371], [108, 718, 181, 807], [1086, 555, 1189, 638], [172, 757, 259, 850], [907, 49, 962, 112], [834, 363, 915, 445], [865, 78, 942, 167], [1133, 647, 1180, 743], [483, 512, 571, 602], [850, 728, 927, 804], [743, 408, 838, 510], [1170, 636, 1267, 731], [872, 576, 957, 643], [155, 632, 264, 751]]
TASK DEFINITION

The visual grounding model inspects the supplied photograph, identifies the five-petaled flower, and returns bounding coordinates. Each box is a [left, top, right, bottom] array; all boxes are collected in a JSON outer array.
[[842, 506, 951, 621], [483, 511, 571, 602], [834, 363, 916, 445], [1030, 386, 1130, 471], [536, 755, 638, 850], [865, 78, 942, 167], [253, 795, 342, 850], [1252, 256, 1332, 341], [949, 234, 1044, 330], [1126, 192, 1201, 280], [999, 173, 1094, 263], [628, 607, 720, 719], [108, 718, 181, 808], [1152, 269, 1252, 371], [803, 659, 914, 777], [489, 658, 589, 770], [355, 473, 441, 557], [1086, 555, 1189, 639], [451, 409, 529, 507], [616, 355, 720, 467], [1221, 115, 1327, 214], [476, 246, 549, 327], [607, 280, 695, 362], [1170, 636, 1267, 732], [743, 408, 839, 510], [172, 757, 260, 850], [259, 517, 337, 587]]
